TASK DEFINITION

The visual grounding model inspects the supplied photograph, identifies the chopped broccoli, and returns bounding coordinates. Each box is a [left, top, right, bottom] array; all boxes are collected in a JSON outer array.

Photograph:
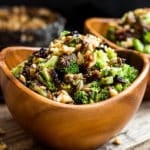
[[60, 30, 71, 37], [29, 82, 48, 97], [88, 81, 100, 89], [114, 83, 124, 92], [95, 50, 108, 69], [106, 47, 117, 59], [61, 83, 71, 91], [37, 73, 56, 92], [101, 76, 114, 85], [47, 82, 56, 91], [40, 68, 51, 82], [143, 31, 150, 43], [39, 55, 58, 69], [110, 67, 122, 77], [133, 39, 144, 52], [66, 61, 79, 74], [121, 64, 139, 82], [12, 62, 24, 78], [106, 27, 116, 41], [100, 68, 110, 77], [143, 45, 150, 54], [90, 89, 99, 102], [74, 91, 89, 104], [86, 81, 101, 102], [97, 88, 110, 101], [67, 37, 80, 47], [58, 60, 79, 74]]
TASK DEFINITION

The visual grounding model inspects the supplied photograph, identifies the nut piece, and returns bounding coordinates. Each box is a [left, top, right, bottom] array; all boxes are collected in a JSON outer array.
[[109, 88, 118, 97], [113, 137, 121, 145], [0, 142, 7, 150], [54, 90, 74, 104]]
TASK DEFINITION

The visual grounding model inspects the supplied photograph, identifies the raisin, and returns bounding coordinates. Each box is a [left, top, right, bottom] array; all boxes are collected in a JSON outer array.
[[51, 69, 61, 86], [114, 75, 127, 84], [33, 47, 48, 58]]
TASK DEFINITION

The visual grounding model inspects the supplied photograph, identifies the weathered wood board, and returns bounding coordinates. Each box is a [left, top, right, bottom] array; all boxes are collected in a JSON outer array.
[[0, 101, 150, 150]]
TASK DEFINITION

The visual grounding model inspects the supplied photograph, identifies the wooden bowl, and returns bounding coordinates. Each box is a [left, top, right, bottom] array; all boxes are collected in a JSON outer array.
[[0, 47, 149, 149], [85, 17, 150, 100], [0, 6, 66, 49]]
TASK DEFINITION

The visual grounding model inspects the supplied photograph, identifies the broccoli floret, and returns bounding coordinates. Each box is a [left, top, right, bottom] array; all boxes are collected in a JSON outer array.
[[39, 55, 58, 69], [90, 87, 99, 101], [67, 37, 80, 47], [61, 83, 71, 91], [106, 26, 116, 41], [106, 47, 117, 59], [58, 60, 79, 74], [114, 83, 124, 92], [143, 45, 150, 54], [100, 68, 110, 77], [12, 62, 24, 78], [74, 91, 89, 104], [143, 31, 150, 43], [40, 68, 51, 82], [29, 82, 48, 97], [60, 30, 71, 37], [97, 88, 110, 101], [66, 61, 79, 73], [121, 64, 139, 82], [110, 67, 122, 77], [133, 39, 144, 52], [47, 81, 56, 91], [37, 73, 56, 92], [101, 76, 114, 85], [88, 81, 100, 89], [95, 50, 108, 69]]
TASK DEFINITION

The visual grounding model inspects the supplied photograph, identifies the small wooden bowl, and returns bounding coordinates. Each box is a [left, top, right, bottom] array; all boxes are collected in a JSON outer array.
[[0, 47, 149, 149], [0, 6, 66, 49], [85, 17, 150, 100]]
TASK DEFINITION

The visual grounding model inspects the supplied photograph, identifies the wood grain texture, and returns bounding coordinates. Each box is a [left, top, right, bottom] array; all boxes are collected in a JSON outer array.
[[0, 103, 48, 150], [0, 101, 150, 150], [0, 47, 149, 149], [84, 17, 150, 100]]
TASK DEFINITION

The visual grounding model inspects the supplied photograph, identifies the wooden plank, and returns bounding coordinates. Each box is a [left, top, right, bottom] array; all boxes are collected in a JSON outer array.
[[0, 101, 150, 150], [0, 103, 47, 150]]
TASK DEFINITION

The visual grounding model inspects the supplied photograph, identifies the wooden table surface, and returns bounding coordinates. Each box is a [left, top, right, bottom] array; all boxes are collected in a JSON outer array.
[[0, 100, 150, 150]]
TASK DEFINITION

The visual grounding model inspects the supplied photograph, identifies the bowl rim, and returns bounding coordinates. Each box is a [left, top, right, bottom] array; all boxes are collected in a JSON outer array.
[[0, 46, 149, 109], [85, 17, 150, 59]]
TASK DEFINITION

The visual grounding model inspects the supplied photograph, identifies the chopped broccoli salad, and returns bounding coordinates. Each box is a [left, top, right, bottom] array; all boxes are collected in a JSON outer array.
[[12, 31, 139, 104], [106, 8, 150, 54]]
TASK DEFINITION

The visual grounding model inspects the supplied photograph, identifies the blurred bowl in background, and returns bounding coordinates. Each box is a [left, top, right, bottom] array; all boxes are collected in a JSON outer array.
[[84, 17, 150, 100], [0, 6, 66, 49]]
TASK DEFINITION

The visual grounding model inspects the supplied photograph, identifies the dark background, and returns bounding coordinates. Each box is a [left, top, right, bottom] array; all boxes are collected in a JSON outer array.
[[0, 0, 150, 31]]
